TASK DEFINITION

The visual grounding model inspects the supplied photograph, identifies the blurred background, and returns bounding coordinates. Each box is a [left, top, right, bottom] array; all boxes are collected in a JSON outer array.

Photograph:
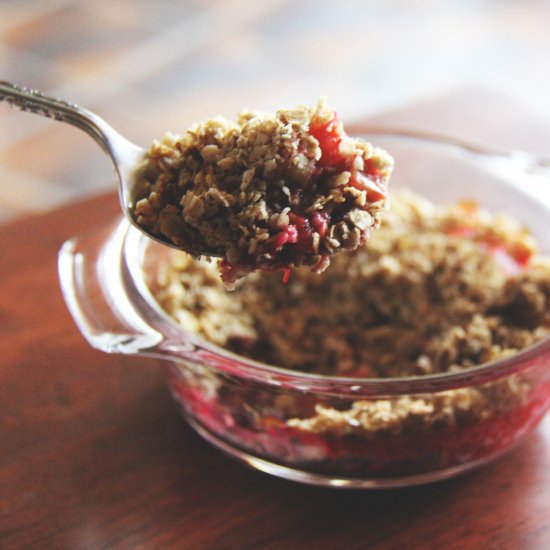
[[1, 0, 550, 223]]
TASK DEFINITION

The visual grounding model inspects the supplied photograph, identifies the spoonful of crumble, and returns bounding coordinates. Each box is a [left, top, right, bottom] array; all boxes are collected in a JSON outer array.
[[0, 82, 393, 286]]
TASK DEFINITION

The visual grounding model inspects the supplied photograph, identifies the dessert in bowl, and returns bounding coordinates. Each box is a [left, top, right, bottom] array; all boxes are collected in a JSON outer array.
[[59, 130, 550, 488]]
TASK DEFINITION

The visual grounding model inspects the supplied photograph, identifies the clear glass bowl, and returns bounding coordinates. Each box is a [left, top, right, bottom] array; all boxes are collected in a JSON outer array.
[[58, 130, 550, 488]]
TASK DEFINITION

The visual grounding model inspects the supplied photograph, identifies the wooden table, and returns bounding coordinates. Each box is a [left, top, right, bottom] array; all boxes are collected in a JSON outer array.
[[2, 92, 550, 549]]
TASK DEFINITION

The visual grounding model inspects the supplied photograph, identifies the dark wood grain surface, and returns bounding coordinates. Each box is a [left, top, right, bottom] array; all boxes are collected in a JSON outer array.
[[1, 93, 550, 549]]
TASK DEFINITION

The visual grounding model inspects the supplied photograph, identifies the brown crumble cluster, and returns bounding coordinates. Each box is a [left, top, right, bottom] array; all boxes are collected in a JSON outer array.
[[153, 191, 550, 434], [134, 99, 393, 286], [286, 381, 529, 436]]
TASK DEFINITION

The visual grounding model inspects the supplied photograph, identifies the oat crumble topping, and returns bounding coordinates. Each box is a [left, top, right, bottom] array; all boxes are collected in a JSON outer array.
[[155, 191, 549, 375], [153, 191, 550, 436], [134, 99, 393, 286]]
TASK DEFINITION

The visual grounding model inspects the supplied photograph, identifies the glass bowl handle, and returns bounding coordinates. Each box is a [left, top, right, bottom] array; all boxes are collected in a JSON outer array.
[[58, 221, 163, 356]]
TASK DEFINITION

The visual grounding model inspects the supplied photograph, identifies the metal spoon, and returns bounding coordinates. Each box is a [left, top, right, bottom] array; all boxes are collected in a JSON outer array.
[[0, 80, 220, 254]]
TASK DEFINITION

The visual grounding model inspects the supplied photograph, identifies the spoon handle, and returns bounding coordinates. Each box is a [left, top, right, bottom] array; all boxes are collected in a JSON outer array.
[[0, 80, 125, 157]]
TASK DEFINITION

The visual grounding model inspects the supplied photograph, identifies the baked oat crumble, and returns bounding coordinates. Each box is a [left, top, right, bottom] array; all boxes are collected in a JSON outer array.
[[156, 190, 548, 377], [134, 99, 393, 287], [154, 190, 550, 438]]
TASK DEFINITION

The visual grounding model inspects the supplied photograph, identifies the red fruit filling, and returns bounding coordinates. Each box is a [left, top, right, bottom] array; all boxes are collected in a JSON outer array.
[[446, 224, 534, 276], [287, 212, 320, 253], [282, 268, 291, 284], [266, 225, 299, 250], [309, 113, 347, 169], [349, 172, 387, 203], [169, 369, 550, 478], [311, 211, 329, 237]]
